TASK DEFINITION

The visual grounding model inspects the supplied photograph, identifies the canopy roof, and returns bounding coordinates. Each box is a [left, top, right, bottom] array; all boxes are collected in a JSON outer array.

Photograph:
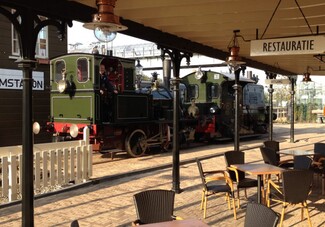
[[3, 0, 325, 76]]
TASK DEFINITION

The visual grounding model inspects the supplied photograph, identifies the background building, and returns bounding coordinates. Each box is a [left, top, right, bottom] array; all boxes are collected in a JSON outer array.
[[0, 10, 67, 146]]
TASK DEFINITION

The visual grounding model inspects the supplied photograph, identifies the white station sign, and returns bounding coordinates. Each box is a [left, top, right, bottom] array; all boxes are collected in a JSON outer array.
[[0, 68, 44, 90], [250, 35, 325, 56], [265, 79, 291, 85]]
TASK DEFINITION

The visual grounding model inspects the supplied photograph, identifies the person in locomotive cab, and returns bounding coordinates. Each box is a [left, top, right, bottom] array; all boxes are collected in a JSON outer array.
[[99, 64, 118, 95], [188, 98, 199, 118], [99, 63, 117, 121], [151, 72, 159, 91]]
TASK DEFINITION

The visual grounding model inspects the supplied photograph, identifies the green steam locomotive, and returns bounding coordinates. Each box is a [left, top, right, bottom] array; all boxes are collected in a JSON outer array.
[[44, 53, 268, 157]]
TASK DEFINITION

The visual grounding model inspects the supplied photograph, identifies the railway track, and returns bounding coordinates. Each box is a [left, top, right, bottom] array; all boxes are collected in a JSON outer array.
[[91, 123, 325, 165], [92, 134, 268, 165]]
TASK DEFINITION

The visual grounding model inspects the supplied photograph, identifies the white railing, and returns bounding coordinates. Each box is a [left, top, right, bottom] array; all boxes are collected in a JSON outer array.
[[0, 128, 92, 203]]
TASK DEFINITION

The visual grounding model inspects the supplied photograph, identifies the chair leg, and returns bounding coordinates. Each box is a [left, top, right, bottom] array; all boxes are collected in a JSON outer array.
[[244, 188, 248, 199], [226, 193, 230, 210], [231, 193, 237, 220], [237, 189, 240, 208], [279, 204, 286, 227], [266, 186, 270, 207], [261, 186, 265, 205], [203, 195, 207, 219], [200, 191, 205, 210], [304, 202, 312, 227]]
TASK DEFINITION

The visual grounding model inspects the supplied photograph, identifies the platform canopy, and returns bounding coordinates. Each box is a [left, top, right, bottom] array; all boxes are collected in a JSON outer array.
[[3, 0, 325, 76]]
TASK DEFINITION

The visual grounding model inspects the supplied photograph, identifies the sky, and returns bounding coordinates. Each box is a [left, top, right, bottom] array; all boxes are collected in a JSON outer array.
[[67, 21, 324, 86]]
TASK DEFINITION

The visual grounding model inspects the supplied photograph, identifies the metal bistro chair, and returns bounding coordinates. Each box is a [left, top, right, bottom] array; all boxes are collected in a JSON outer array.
[[262, 140, 294, 168], [311, 142, 325, 195], [263, 140, 280, 161], [196, 158, 237, 219], [244, 203, 279, 227], [224, 151, 260, 208], [132, 189, 181, 225], [266, 170, 313, 227], [294, 156, 312, 170], [260, 147, 294, 168]]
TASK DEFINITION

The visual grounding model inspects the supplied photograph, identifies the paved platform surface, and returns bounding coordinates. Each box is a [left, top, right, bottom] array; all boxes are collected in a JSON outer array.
[[0, 123, 325, 226]]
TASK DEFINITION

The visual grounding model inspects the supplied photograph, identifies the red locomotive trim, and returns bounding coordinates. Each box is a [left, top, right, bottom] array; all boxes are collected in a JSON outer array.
[[49, 122, 97, 135]]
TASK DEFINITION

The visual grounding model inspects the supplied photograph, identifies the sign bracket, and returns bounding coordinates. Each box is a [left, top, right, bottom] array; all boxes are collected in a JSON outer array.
[[259, 0, 314, 40]]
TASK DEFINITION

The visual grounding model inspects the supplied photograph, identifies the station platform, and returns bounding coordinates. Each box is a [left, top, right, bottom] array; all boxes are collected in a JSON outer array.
[[0, 123, 324, 226]]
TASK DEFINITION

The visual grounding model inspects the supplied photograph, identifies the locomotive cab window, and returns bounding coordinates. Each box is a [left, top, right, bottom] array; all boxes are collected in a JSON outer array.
[[211, 83, 220, 98], [206, 82, 212, 102], [188, 84, 199, 100], [77, 58, 89, 82], [54, 60, 66, 82]]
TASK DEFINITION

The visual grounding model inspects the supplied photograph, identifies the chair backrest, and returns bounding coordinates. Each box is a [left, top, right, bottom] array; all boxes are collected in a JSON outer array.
[[282, 170, 313, 204], [244, 203, 279, 227], [294, 156, 312, 170], [224, 151, 245, 181], [263, 140, 280, 162], [313, 143, 325, 162], [260, 147, 279, 166], [133, 189, 175, 224], [196, 158, 208, 191]]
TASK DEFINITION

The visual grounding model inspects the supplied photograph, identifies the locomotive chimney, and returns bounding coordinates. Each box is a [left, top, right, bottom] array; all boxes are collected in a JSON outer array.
[[246, 70, 252, 79], [163, 59, 171, 90]]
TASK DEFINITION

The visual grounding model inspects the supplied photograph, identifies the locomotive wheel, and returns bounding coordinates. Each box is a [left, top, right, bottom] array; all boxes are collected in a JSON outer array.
[[125, 129, 148, 157]]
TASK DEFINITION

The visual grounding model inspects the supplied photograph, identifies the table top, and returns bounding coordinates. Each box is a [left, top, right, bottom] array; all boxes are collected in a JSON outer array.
[[230, 163, 284, 175], [278, 150, 315, 156], [141, 219, 209, 227]]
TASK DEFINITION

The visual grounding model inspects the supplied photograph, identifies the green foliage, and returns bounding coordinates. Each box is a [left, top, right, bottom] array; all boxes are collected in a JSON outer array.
[[141, 74, 151, 81], [294, 103, 304, 122], [294, 103, 317, 123], [142, 74, 163, 82], [264, 92, 269, 104], [267, 84, 319, 123]]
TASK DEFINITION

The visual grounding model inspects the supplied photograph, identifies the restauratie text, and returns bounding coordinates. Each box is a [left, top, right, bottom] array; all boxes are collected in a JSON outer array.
[[263, 39, 314, 52]]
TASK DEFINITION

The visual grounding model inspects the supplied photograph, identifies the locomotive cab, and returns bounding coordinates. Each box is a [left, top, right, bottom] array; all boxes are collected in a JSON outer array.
[[48, 54, 136, 140]]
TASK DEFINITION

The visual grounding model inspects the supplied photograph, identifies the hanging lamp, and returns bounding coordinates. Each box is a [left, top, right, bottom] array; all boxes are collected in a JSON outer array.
[[225, 30, 245, 72], [83, 0, 127, 42]]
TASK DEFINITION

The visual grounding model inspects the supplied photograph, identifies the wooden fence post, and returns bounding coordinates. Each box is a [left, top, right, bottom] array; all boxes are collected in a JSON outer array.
[[8, 155, 18, 202]]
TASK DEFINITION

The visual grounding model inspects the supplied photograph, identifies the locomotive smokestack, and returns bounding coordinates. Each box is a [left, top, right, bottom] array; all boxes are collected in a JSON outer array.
[[246, 70, 252, 79], [163, 59, 171, 90]]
